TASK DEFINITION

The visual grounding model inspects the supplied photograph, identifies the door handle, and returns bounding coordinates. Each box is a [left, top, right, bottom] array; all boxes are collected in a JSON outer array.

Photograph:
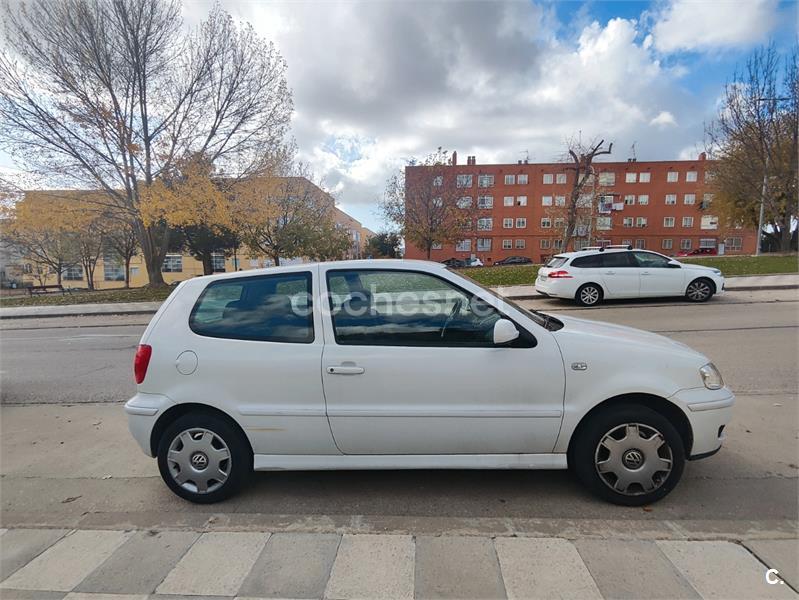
[[326, 365, 365, 375], [641, 271, 651, 276], [604, 270, 616, 275]]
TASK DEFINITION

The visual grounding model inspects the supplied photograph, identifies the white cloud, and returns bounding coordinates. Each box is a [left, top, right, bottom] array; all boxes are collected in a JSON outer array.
[[650, 111, 677, 128], [651, 0, 778, 54]]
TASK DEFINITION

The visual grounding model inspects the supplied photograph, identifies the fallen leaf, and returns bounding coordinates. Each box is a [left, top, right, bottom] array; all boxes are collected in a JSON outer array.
[[61, 496, 81, 503]]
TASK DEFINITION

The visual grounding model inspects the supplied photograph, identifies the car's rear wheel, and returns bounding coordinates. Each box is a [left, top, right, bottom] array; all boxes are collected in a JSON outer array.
[[157, 411, 251, 504], [576, 283, 603, 306], [571, 405, 686, 506], [685, 278, 714, 302]]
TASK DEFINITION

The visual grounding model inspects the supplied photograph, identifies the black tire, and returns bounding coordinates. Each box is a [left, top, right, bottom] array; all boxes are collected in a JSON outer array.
[[157, 411, 251, 504], [575, 283, 603, 307], [685, 277, 714, 302], [570, 404, 686, 506]]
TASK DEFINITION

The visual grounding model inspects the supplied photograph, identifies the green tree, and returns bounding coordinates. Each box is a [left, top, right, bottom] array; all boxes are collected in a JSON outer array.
[[365, 231, 401, 258]]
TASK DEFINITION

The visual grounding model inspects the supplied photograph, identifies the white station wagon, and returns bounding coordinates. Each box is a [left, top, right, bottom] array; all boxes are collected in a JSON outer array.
[[125, 260, 733, 506], [535, 246, 725, 306]]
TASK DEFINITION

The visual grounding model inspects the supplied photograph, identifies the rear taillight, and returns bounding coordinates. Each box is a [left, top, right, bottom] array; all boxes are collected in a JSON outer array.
[[134, 344, 152, 384], [548, 270, 572, 278]]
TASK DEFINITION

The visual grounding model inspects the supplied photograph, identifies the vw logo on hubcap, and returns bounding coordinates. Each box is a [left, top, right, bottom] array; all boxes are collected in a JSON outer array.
[[190, 452, 209, 470], [622, 449, 644, 470]]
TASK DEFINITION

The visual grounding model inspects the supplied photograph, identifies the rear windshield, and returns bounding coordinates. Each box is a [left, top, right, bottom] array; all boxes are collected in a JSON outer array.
[[571, 254, 602, 268], [545, 256, 568, 268]]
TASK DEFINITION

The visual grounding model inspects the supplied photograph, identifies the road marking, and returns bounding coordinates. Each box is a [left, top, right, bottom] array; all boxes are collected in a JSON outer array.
[[155, 531, 269, 596], [325, 534, 414, 600], [0, 530, 131, 592]]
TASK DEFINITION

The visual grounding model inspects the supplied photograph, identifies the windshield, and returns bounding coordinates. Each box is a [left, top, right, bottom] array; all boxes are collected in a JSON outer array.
[[452, 269, 558, 330]]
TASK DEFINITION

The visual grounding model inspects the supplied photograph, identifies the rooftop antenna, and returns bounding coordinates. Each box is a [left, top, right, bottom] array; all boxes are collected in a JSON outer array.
[[630, 142, 637, 161], [519, 150, 529, 163]]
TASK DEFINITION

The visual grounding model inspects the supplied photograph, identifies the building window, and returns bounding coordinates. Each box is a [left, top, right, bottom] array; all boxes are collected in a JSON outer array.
[[462, 219, 473, 231], [635, 239, 646, 249], [518, 174, 528, 184], [553, 239, 563, 249], [684, 194, 696, 205], [621, 239, 632, 246], [682, 216, 694, 227], [623, 217, 634, 228], [516, 218, 527, 228], [701, 215, 719, 230], [103, 252, 124, 281], [624, 194, 635, 205], [456, 174, 473, 188], [556, 173, 567, 184], [513, 239, 524, 249], [455, 239, 471, 252], [457, 196, 472, 208], [598, 172, 615, 186], [553, 218, 565, 229], [432, 175, 443, 187], [725, 237, 742, 250], [477, 195, 493, 209], [542, 173, 554, 184], [162, 254, 183, 273], [662, 239, 673, 250], [64, 265, 83, 281], [478, 174, 494, 188], [639, 172, 651, 183], [664, 217, 675, 228], [636, 217, 647, 227], [667, 171, 679, 182], [700, 238, 717, 248], [477, 238, 491, 251], [503, 218, 513, 228], [597, 217, 612, 230], [680, 239, 692, 250], [431, 242, 443, 250], [665, 194, 677, 205], [686, 171, 698, 182], [625, 172, 637, 183], [477, 217, 493, 231], [701, 193, 714, 209], [638, 195, 649, 205], [540, 239, 551, 249], [554, 195, 566, 207], [540, 217, 551, 228], [504, 174, 515, 185], [502, 239, 512, 249], [516, 196, 527, 206], [432, 197, 443, 208], [504, 196, 514, 206], [211, 253, 226, 272], [541, 195, 553, 206]]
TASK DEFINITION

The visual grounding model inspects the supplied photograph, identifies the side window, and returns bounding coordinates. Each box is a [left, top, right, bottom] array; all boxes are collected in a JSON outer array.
[[326, 270, 525, 347], [190, 272, 313, 343], [601, 253, 634, 268], [570, 255, 602, 268], [633, 252, 670, 268]]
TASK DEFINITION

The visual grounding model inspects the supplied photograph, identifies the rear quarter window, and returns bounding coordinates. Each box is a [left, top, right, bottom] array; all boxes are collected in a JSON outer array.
[[571, 254, 602, 268], [189, 272, 314, 343], [545, 257, 568, 268]]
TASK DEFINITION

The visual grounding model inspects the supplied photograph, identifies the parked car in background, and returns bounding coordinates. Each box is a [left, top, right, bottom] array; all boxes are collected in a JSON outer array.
[[126, 259, 732, 506], [466, 257, 483, 267], [535, 246, 724, 306], [441, 257, 467, 268], [678, 247, 718, 257], [495, 256, 533, 266]]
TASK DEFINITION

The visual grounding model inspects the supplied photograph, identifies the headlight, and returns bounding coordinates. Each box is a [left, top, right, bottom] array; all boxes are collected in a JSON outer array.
[[700, 363, 724, 390]]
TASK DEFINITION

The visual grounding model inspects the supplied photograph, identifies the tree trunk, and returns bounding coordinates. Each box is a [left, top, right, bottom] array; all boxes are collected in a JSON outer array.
[[124, 257, 131, 288], [201, 254, 213, 275], [135, 220, 168, 287], [779, 212, 792, 252], [56, 262, 62, 286], [426, 244, 432, 259]]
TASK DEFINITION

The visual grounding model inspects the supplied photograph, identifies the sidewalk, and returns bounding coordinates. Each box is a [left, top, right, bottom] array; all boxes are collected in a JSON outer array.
[[1, 527, 796, 599], [0, 273, 796, 319]]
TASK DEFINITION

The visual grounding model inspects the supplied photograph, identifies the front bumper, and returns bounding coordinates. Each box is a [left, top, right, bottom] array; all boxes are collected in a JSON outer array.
[[124, 393, 175, 457], [669, 387, 734, 458]]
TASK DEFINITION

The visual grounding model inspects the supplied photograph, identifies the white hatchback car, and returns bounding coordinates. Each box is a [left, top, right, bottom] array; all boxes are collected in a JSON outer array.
[[535, 246, 725, 306], [126, 260, 733, 506]]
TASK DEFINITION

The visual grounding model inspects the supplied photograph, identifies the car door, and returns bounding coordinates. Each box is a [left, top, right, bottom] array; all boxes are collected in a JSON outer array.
[[319, 266, 565, 455], [632, 251, 686, 296], [598, 252, 639, 297]]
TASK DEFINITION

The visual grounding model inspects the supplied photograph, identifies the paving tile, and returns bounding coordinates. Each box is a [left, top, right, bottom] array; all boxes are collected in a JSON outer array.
[[155, 532, 269, 597], [0, 528, 70, 581], [237, 532, 340, 599], [0, 530, 131, 592], [325, 534, 414, 600], [414, 535, 505, 599], [64, 594, 148, 600], [495, 537, 602, 600], [75, 530, 199, 595], [658, 540, 798, 599], [576, 539, 700, 600], [0, 590, 66, 600], [744, 539, 799, 592]]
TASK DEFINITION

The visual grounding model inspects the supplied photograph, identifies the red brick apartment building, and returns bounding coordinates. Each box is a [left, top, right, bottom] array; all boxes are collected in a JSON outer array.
[[404, 153, 757, 264]]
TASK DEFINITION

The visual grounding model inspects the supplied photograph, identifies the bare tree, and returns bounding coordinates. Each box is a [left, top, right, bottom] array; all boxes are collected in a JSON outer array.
[[0, 0, 293, 285], [103, 218, 139, 287], [706, 44, 798, 252], [381, 148, 477, 259]]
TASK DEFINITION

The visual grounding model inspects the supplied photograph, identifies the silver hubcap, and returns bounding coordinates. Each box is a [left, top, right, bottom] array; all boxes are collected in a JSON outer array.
[[167, 428, 231, 494], [687, 281, 711, 300], [580, 286, 600, 305], [595, 423, 673, 496]]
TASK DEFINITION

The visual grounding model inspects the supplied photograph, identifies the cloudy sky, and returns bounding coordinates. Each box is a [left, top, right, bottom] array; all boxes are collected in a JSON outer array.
[[3, 0, 797, 230]]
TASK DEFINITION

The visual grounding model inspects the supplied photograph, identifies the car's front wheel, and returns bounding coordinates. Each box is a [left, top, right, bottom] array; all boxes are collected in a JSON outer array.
[[685, 278, 714, 302], [157, 411, 251, 503], [576, 283, 603, 306], [571, 405, 686, 506]]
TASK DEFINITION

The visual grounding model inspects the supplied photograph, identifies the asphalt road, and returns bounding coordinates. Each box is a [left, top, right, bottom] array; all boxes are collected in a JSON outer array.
[[1, 289, 797, 537]]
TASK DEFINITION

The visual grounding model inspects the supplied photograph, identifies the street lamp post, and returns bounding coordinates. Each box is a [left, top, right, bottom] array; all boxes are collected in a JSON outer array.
[[753, 96, 789, 256]]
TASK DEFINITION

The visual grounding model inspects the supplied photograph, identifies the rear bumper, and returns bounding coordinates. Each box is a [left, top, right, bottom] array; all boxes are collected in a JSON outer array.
[[534, 278, 577, 299], [124, 393, 175, 457]]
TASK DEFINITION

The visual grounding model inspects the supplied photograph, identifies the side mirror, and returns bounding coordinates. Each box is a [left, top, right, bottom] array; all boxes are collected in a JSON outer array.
[[493, 319, 520, 345], [667, 260, 682, 268]]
